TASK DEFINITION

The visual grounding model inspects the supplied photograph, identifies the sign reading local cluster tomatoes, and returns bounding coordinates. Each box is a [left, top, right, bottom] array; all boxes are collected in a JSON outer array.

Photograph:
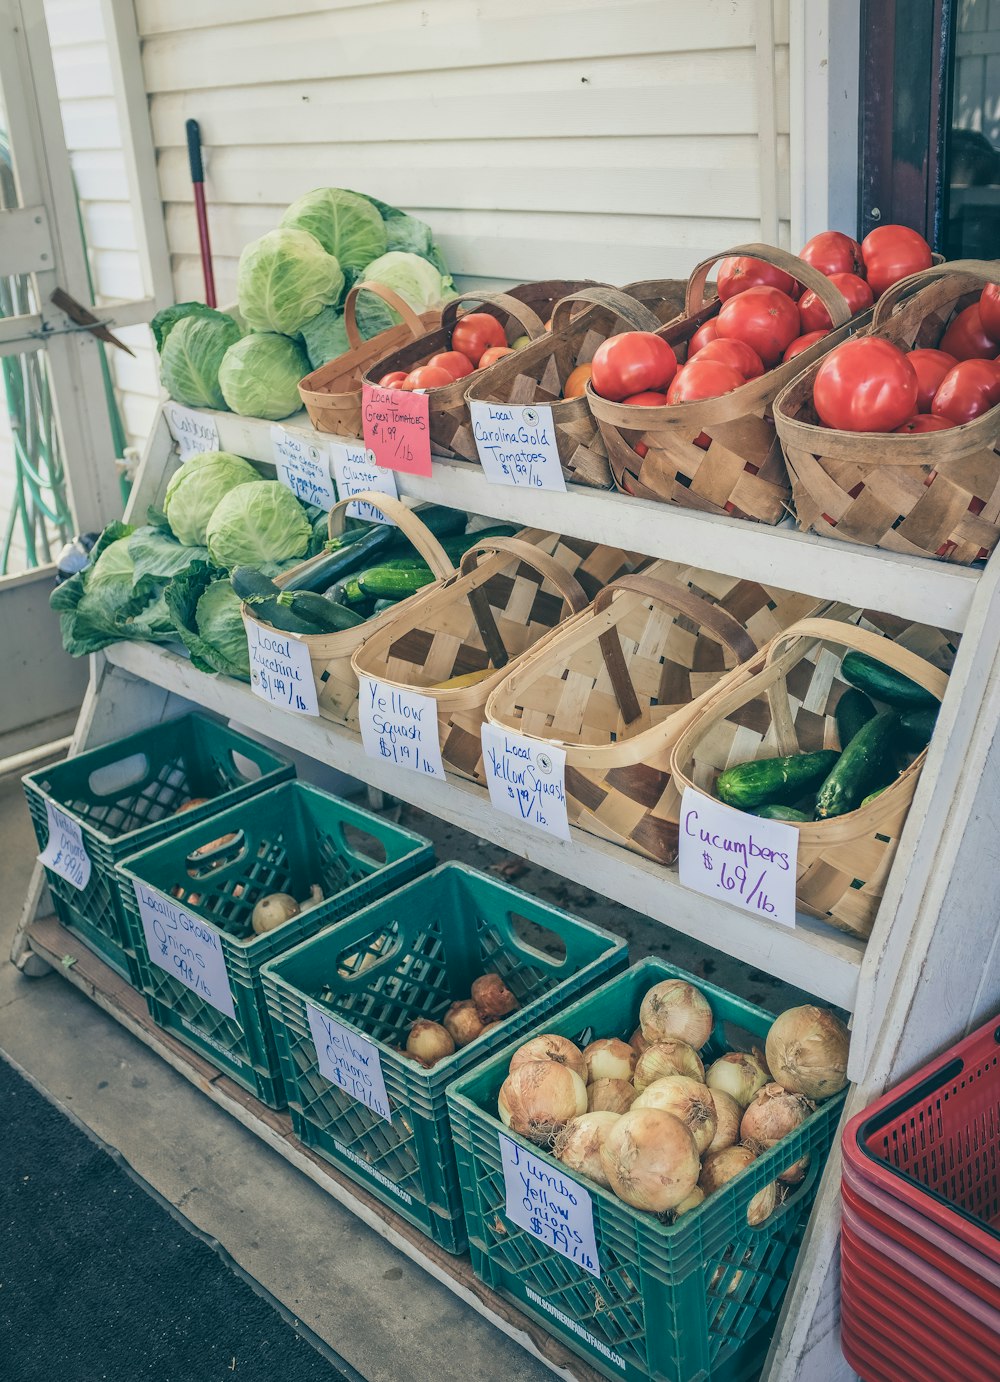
[[362, 384, 432, 477]]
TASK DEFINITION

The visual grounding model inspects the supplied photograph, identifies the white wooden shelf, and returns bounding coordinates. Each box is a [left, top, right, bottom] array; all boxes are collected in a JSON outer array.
[[208, 406, 984, 633], [104, 639, 866, 1011]]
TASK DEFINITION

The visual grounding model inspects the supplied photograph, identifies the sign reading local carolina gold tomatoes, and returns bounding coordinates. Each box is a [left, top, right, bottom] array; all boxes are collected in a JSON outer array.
[[362, 384, 432, 477]]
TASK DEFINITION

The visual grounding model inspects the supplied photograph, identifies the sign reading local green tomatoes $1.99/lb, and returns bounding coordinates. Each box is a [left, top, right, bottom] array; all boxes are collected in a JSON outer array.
[[362, 384, 432, 477]]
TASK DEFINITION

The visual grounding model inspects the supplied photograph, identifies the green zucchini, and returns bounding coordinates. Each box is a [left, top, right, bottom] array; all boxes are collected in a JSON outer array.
[[716, 750, 841, 810], [282, 524, 396, 593], [358, 564, 437, 600], [899, 705, 939, 752], [231, 566, 281, 604], [275, 590, 364, 632], [841, 651, 938, 710], [411, 505, 468, 540], [755, 804, 810, 822], [835, 688, 877, 750], [372, 598, 398, 614], [815, 710, 899, 819]]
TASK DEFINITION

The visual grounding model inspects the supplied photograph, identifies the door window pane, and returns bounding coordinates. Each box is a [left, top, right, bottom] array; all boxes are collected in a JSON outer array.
[[944, 1, 1000, 258]]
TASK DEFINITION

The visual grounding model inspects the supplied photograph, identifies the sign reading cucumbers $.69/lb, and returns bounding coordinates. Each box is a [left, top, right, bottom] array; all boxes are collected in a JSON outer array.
[[678, 785, 798, 927], [132, 880, 236, 1019], [271, 425, 336, 510], [358, 676, 445, 780], [38, 801, 92, 890], [243, 613, 319, 716], [362, 384, 432, 477], [307, 1004, 392, 1124], [329, 442, 399, 524], [165, 402, 220, 460], [500, 1133, 600, 1278], [469, 401, 567, 491]]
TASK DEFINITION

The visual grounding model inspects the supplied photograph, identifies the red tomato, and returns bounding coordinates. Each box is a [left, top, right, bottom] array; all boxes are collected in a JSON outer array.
[[478, 346, 515, 368], [799, 230, 865, 278], [451, 312, 506, 365], [798, 273, 874, 332], [979, 284, 1000, 342], [377, 371, 408, 388], [666, 360, 745, 404], [931, 360, 1000, 424], [688, 337, 764, 380], [716, 286, 801, 366], [939, 304, 1000, 361], [860, 224, 933, 297], [401, 365, 455, 391], [620, 391, 667, 406], [894, 414, 955, 434], [687, 320, 719, 355], [907, 348, 958, 411], [716, 256, 797, 302], [428, 350, 475, 380], [812, 338, 918, 432], [782, 330, 829, 363], [590, 332, 677, 401]]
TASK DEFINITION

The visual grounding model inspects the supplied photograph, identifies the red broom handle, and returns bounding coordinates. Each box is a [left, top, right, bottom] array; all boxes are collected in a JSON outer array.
[[186, 119, 216, 308]]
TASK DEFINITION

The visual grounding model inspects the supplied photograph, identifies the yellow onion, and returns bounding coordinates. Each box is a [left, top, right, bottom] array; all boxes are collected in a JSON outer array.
[[705, 1051, 770, 1109], [710, 1265, 744, 1296], [405, 1019, 455, 1068], [705, 1087, 743, 1154], [509, 1034, 587, 1083], [639, 978, 714, 1050], [583, 1037, 636, 1084], [699, 1145, 776, 1226], [251, 892, 300, 934], [673, 1186, 705, 1218], [741, 1082, 814, 1183], [175, 796, 209, 813], [498, 1061, 587, 1145], [633, 1076, 717, 1154], [587, 1078, 637, 1114], [472, 972, 519, 1020], [600, 1108, 700, 1212], [629, 1027, 649, 1057], [634, 1039, 705, 1090], [443, 999, 485, 1048], [553, 1111, 620, 1188], [765, 1005, 849, 1101]]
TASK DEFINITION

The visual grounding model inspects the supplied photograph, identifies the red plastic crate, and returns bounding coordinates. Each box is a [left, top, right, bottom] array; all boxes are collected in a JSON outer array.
[[841, 1315, 941, 1382]]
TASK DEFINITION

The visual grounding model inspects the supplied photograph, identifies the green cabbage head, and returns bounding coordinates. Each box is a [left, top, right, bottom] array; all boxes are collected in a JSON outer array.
[[280, 188, 387, 274], [164, 451, 262, 546], [354, 251, 453, 336], [237, 228, 345, 335], [299, 306, 351, 370], [159, 311, 242, 409], [206, 481, 312, 569], [218, 333, 310, 419]]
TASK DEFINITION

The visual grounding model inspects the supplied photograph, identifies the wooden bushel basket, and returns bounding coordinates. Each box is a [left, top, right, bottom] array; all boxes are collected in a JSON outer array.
[[362, 281, 597, 461], [351, 532, 646, 785], [774, 260, 1000, 565], [669, 618, 951, 939], [587, 243, 858, 524], [297, 282, 442, 437], [247, 492, 455, 731], [464, 284, 678, 491], [484, 564, 822, 864]]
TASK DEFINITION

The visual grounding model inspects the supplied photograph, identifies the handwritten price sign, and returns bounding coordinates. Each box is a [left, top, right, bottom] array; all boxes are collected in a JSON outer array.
[[678, 787, 798, 927], [500, 1134, 600, 1278], [329, 443, 399, 523], [358, 676, 445, 780], [132, 881, 236, 1019], [362, 384, 432, 477], [481, 725, 569, 839], [271, 426, 336, 510], [38, 801, 91, 891], [307, 1005, 392, 1124], [470, 401, 567, 491], [243, 614, 319, 716], [165, 403, 220, 460]]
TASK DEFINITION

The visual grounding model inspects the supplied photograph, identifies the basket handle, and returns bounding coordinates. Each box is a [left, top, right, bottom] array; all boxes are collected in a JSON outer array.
[[326, 491, 455, 578], [684, 242, 853, 327], [871, 257, 1000, 329], [343, 281, 428, 351], [592, 575, 759, 726], [459, 535, 589, 670], [443, 291, 547, 342], [549, 285, 664, 336]]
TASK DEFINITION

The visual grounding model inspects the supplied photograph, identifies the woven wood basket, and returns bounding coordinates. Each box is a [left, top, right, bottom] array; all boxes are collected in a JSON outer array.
[[669, 617, 952, 939], [297, 281, 442, 437], [463, 284, 677, 491], [484, 563, 823, 864], [587, 243, 859, 524], [351, 531, 646, 785], [362, 281, 597, 461], [246, 492, 455, 731], [774, 259, 1000, 564]]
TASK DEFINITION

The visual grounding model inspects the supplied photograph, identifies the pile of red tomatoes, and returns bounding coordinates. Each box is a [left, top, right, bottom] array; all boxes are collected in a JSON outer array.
[[376, 312, 520, 391]]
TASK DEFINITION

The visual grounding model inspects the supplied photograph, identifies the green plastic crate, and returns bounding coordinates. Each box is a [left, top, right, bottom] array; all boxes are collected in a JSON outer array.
[[260, 862, 628, 1253], [447, 957, 847, 1382], [118, 782, 433, 1108], [23, 714, 294, 984]]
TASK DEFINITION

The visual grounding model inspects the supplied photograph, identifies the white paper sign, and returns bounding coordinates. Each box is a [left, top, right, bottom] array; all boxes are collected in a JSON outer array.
[[470, 401, 567, 492], [271, 426, 336, 510], [243, 614, 319, 716], [358, 676, 445, 780], [132, 880, 236, 1019], [678, 786, 798, 927], [307, 1003, 391, 1124], [500, 1133, 600, 1278], [165, 402, 220, 460], [330, 443, 399, 524], [481, 725, 569, 839], [39, 801, 91, 891]]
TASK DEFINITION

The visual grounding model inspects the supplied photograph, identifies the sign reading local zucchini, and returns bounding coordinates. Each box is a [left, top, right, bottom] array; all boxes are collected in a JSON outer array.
[[678, 787, 798, 927], [358, 676, 445, 780], [329, 443, 399, 524], [469, 401, 566, 491], [243, 613, 319, 716], [38, 801, 91, 891], [362, 384, 432, 477], [307, 1003, 391, 1124], [480, 724, 569, 839], [500, 1133, 600, 1278], [164, 402, 220, 460], [271, 425, 336, 510], [132, 880, 236, 1019]]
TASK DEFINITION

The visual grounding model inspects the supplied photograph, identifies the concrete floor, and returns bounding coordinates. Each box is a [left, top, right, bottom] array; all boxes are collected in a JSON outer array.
[[0, 755, 807, 1382]]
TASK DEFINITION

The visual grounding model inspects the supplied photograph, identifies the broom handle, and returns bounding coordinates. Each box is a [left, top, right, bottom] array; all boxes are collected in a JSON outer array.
[[186, 120, 216, 308]]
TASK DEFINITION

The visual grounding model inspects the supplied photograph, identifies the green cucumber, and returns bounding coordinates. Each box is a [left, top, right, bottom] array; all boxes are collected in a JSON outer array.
[[899, 705, 939, 752], [372, 598, 398, 614], [861, 787, 888, 807], [836, 688, 877, 750], [275, 590, 364, 632], [716, 750, 841, 810], [815, 710, 899, 819], [358, 565, 436, 600], [755, 804, 810, 822], [841, 651, 938, 710]]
